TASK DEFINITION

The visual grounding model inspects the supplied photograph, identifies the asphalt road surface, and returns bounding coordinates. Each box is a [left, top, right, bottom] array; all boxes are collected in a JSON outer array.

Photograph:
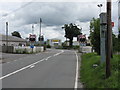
[[1, 49, 79, 88], [1, 53, 31, 63]]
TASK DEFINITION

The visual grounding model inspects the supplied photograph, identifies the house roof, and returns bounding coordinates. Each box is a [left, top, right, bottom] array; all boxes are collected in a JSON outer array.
[[0, 34, 27, 42]]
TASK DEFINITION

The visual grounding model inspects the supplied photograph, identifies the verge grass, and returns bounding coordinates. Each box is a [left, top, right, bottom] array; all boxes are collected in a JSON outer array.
[[80, 53, 119, 89]]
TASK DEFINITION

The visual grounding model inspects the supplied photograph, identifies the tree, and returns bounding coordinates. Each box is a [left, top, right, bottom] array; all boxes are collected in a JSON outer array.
[[118, 28, 120, 39], [90, 18, 120, 55], [11, 31, 22, 38], [112, 34, 120, 52], [116, 28, 120, 52], [62, 23, 81, 47], [90, 18, 100, 55]]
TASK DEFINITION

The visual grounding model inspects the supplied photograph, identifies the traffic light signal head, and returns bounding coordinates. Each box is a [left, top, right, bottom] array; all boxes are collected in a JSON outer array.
[[29, 38, 36, 41], [38, 36, 44, 41]]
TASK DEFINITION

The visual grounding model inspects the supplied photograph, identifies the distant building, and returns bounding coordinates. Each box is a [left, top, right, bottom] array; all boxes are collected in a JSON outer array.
[[0, 34, 27, 46], [47, 38, 61, 48], [73, 41, 79, 46]]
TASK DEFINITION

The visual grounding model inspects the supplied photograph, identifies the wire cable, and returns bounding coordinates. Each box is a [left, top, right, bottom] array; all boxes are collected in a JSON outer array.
[[0, 0, 33, 20]]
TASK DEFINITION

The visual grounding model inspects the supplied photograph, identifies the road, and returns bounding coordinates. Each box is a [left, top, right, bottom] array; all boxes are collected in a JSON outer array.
[[1, 53, 31, 64], [1, 49, 79, 88]]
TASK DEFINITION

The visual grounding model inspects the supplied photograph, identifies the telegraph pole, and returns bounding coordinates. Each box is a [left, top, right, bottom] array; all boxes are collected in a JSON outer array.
[[6, 22, 8, 53], [106, 0, 112, 78]]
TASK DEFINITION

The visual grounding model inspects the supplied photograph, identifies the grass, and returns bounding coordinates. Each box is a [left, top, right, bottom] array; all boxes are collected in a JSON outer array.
[[80, 53, 119, 89]]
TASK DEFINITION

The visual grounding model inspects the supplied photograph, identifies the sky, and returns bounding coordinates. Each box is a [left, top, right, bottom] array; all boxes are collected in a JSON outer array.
[[0, 0, 119, 42]]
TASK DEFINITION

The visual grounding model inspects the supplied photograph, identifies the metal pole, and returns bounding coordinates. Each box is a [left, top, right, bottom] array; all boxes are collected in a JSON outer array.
[[6, 22, 8, 53], [32, 24, 34, 34], [39, 18, 42, 46], [40, 18, 42, 38], [106, 0, 112, 78], [31, 24, 34, 53]]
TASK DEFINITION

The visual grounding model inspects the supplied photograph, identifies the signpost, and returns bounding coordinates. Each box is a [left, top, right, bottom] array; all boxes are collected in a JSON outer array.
[[78, 34, 86, 52], [29, 34, 36, 53], [111, 22, 114, 27], [78, 34, 86, 46]]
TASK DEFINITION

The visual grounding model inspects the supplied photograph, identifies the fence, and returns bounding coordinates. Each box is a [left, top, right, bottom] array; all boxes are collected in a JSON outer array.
[[0, 46, 14, 53], [14, 46, 44, 53], [0, 46, 44, 53]]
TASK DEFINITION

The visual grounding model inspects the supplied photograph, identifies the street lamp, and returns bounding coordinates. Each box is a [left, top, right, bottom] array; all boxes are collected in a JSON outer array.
[[97, 4, 103, 14]]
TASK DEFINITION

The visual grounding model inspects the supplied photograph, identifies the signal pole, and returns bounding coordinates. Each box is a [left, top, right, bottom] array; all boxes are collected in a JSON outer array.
[[6, 22, 8, 53], [39, 18, 42, 46], [106, 0, 112, 78], [32, 24, 34, 34], [40, 18, 42, 38]]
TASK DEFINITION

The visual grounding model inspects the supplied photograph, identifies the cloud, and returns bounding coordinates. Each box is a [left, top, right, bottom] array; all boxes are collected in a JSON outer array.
[[0, 1, 118, 41], [10, 2, 99, 26]]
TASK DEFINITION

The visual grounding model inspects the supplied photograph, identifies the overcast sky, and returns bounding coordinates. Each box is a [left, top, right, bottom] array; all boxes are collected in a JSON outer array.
[[0, 0, 119, 41]]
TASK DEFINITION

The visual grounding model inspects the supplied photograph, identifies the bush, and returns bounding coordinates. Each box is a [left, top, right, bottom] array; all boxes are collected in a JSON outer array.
[[15, 49, 29, 54], [46, 44, 51, 48], [72, 45, 79, 50], [62, 46, 71, 49]]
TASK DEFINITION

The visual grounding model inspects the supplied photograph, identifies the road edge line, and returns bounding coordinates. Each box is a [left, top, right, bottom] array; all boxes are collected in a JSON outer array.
[[74, 51, 79, 90]]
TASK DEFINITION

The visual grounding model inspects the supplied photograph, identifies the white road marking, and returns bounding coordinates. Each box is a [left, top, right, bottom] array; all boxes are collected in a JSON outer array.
[[53, 53, 59, 56], [0, 50, 64, 80], [0, 59, 45, 80], [74, 51, 79, 90], [30, 65, 35, 68], [6, 62, 10, 64], [53, 50, 64, 56], [45, 56, 52, 61]]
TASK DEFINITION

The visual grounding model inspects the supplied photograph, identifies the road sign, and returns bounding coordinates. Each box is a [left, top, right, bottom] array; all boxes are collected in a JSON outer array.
[[29, 34, 36, 41], [111, 22, 114, 27], [52, 40, 59, 42], [78, 34, 86, 42], [29, 34, 36, 38], [30, 45, 34, 48]]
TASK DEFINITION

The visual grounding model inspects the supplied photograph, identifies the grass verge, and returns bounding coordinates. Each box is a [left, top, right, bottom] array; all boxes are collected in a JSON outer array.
[[80, 53, 120, 89]]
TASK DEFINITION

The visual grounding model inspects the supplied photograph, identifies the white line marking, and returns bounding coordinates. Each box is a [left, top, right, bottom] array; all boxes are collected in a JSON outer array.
[[53, 53, 59, 56], [7, 62, 10, 64], [74, 51, 79, 90], [53, 50, 64, 56], [0, 59, 45, 80], [0, 50, 64, 80], [30, 65, 35, 68], [45, 56, 52, 61]]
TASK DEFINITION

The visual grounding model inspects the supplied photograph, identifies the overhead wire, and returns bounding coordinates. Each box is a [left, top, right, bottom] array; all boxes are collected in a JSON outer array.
[[0, 0, 33, 20]]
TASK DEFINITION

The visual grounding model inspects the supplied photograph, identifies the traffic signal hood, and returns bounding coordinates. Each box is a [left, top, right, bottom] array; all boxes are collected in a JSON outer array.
[[29, 38, 36, 41]]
